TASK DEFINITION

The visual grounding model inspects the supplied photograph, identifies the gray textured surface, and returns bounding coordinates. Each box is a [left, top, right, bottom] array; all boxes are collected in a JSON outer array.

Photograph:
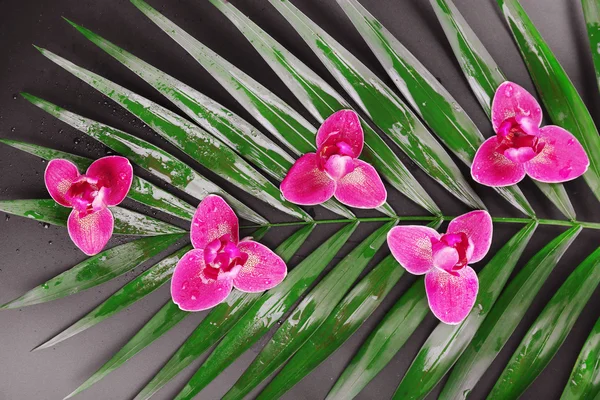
[[0, 0, 599, 399]]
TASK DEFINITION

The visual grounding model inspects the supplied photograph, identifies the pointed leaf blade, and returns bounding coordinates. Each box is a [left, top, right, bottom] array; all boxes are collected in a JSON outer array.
[[561, 316, 600, 400], [35, 46, 310, 221], [338, 0, 535, 217], [266, 0, 484, 210], [392, 222, 537, 400], [205, 0, 440, 215], [489, 247, 600, 398], [35, 246, 192, 350], [0, 139, 196, 221], [257, 219, 440, 399], [173, 222, 359, 400], [582, 0, 600, 93], [0, 199, 184, 236], [69, 223, 314, 399], [132, 223, 315, 400], [1, 233, 185, 309], [219, 221, 394, 400], [326, 279, 429, 400], [497, 0, 600, 201], [22, 93, 267, 225], [440, 225, 582, 399], [430, 0, 575, 218], [66, 20, 353, 219]]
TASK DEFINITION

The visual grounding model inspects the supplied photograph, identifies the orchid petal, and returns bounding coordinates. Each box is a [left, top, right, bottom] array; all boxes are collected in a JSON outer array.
[[472, 137, 526, 187], [316, 109, 364, 157], [491, 81, 543, 131], [425, 266, 479, 325], [524, 125, 590, 183], [281, 153, 336, 205], [387, 226, 440, 275], [324, 154, 355, 181], [334, 160, 387, 208], [233, 241, 287, 292], [86, 156, 133, 206], [447, 210, 493, 263], [170, 249, 233, 312], [67, 208, 114, 256], [45, 159, 80, 207], [191, 195, 239, 250]]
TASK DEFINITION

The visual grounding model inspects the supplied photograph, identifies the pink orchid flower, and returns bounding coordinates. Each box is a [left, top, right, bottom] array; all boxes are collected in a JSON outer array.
[[171, 195, 287, 312], [472, 81, 589, 186], [280, 109, 387, 208], [387, 211, 492, 325], [45, 156, 133, 256]]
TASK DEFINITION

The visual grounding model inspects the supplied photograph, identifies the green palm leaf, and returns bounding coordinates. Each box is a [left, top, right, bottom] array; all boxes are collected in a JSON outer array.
[[489, 246, 600, 399], [33, 245, 191, 351], [392, 221, 537, 400], [429, 0, 575, 219], [34, 46, 310, 221], [326, 279, 429, 400], [191, 0, 439, 215], [0, 139, 196, 221], [562, 316, 600, 399], [440, 225, 581, 399], [255, 219, 440, 399], [3, 2, 600, 399], [497, 0, 600, 202], [219, 221, 394, 400], [169, 222, 358, 400], [1, 233, 185, 309], [65, 19, 354, 220], [65, 222, 314, 399], [582, 0, 600, 93], [337, 0, 537, 217], [0, 198, 184, 236], [266, 0, 484, 210], [22, 93, 266, 224]]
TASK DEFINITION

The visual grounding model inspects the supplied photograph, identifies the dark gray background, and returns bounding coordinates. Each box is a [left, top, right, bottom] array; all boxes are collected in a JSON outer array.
[[1, 0, 599, 399]]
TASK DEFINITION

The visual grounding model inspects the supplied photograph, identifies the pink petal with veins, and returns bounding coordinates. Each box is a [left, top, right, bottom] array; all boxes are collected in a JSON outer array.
[[67, 208, 114, 256], [387, 225, 440, 275], [425, 266, 479, 325], [447, 211, 493, 263], [491, 81, 543, 132], [471, 137, 526, 187], [233, 241, 287, 292], [171, 249, 233, 311], [190, 195, 239, 250], [281, 153, 336, 206], [45, 159, 80, 207], [525, 125, 590, 183], [316, 109, 364, 157], [334, 160, 386, 208], [86, 156, 133, 206]]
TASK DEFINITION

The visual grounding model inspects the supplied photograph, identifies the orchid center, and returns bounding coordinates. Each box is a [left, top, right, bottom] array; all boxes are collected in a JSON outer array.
[[317, 136, 356, 181], [203, 234, 248, 281], [431, 232, 474, 275], [496, 116, 545, 163], [66, 175, 109, 214]]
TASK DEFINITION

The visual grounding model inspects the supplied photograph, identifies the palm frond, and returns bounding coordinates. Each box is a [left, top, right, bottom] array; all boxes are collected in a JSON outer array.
[[430, 0, 576, 219], [1, 1, 599, 399], [66, 222, 314, 399], [23, 93, 267, 224], [0, 139, 196, 220], [497, 0, 600, 202], [1, 233, 185, 309], [440, 225, 581, 398]]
